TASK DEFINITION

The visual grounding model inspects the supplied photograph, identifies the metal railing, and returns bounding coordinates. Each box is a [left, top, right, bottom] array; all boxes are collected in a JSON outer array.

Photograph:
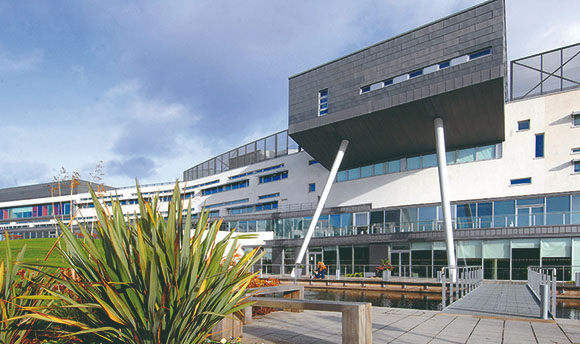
[[440, 266, 483, 309], [527, 267, 557, 318]]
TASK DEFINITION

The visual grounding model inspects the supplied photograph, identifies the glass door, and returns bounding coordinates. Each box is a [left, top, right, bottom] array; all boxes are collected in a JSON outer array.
[[308, 251, 322, 276], [517, 206, 544, 226], [391, 251, 411, 277]]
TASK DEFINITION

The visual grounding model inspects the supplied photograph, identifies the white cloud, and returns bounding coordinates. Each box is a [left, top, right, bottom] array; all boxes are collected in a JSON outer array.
[[0, 49, 43, 72]]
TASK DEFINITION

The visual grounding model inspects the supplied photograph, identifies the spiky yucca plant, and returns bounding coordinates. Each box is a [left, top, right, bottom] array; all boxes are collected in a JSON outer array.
[[0, 239, 53, 344], [34, 182, 262, 343]]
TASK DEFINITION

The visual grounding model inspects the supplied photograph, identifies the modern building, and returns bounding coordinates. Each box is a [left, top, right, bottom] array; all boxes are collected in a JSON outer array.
[[1, 0, 579, 281]]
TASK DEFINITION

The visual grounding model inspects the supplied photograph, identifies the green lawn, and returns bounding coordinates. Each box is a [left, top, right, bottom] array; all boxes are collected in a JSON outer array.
[[0, 238, 69, 267]]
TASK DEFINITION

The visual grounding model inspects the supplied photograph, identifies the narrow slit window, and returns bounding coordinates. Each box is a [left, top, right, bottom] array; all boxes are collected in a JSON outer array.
[[318, 89, 328, 116], [573, 112, 580, 126], [510, 177, 532, 185], [409, 69, 423, 78], [574, 161, 580, 173], [469, 48, 492, 60], [518, 119, 530, 131], [439, 61, 451, 69], [535, 133, 544, 158], [383, 79, 393, 87]]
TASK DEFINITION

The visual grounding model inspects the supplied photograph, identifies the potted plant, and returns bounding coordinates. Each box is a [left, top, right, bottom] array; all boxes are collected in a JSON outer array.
[[376, 259, 393, 281]]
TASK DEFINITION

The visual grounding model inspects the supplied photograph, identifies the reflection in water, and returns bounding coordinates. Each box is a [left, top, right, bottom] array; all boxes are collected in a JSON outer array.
[[304, 289, 442, 311], [304, 288, 580, 319]]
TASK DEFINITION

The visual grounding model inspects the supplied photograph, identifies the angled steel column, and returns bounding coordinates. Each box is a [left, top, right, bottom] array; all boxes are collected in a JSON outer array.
[[434, 118, 457, 282], [293, 139, 349, 276]]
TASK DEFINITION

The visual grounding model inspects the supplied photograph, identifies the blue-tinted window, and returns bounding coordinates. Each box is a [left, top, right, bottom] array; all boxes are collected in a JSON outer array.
[[477, 145, 495, 160], [477, 202, 493, 228], [439, 61, 450, 69], [259, 171, 288, 184], [457, 148, 476, 163], [575, 161, 580, 173], [517, 198, 544, 206], [319, 89, 328, 116], [494, 200, 515, 227], [308, 160, 319, 165], [574, 113, 580, 126], [360, 165, 373, 178], [457, 203, 476, 229], [518, 119, 530, 131], [361, 86, 371, 94], [469, 48, 492, 60], [308, 183, 315, 192], [535, 133, 544, 158], [418, 206, 437, 231], [388, 160, 401, 173], [422, 154, 437, 168], [383, 79, 393, 86], [337, 170, 347, 182], [409, 69, 423, 78], [258, 193, 279, 200], [347, 168, 360, 180], [510, 177, 531, 185], [374, 163, 385, 175], [446, 151, 456, 165], [407, 156, 420, 170], [546, 196, 570, 225]]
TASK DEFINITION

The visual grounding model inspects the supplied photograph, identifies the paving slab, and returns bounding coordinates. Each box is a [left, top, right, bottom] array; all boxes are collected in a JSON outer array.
[[241, 307, 579, 344]]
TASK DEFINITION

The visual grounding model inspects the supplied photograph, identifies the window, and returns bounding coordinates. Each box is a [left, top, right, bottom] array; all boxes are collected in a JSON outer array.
[[258, 193, 279, 200], [336, 170, 347, 182], [574, 160, 580, 173], [308, 183, 316, 192], [259, 171, 288, 184], [308, 160, 319, 165], [477, 145, 495, 160], [535, 133, 544, 158], [422, 154, 437, 168], [409, 69, 423, 78], [387, 160, 401, 173], [572, 147, 580, 154], [438, 61, 451, 69], [510, 177, 532, 185], [360, 86, 370, 94], [383, 79, 393, 86], [469, 48, 492, 60], [573, 112, 580, 126], [407, 156, 420, 170], [347, 168, 360, 180], [518, 119, 530, 131], [360, 165, 373, 178], [318, 89, 328, 116]]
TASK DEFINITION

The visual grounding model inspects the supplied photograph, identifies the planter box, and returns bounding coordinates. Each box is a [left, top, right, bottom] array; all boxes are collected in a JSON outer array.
[[382, 270, 391, 282]]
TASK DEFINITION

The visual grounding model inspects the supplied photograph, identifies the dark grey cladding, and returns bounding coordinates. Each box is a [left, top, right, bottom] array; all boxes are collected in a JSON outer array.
[[288, 0, 507, 170]]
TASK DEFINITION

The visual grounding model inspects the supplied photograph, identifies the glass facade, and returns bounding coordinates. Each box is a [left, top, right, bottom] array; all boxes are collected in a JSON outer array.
[[336, 143, 501, 183], [183, 130, 301, 181], [0, 202, 71, 220], [226, 192, 580, 238]]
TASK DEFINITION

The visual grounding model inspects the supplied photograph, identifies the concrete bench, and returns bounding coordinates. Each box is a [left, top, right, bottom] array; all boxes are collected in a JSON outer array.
[[248, 297, 372, 344]]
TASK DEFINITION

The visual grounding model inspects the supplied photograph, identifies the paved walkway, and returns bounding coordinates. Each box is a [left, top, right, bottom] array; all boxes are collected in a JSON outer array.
[[444, 283, 541, 319], [242, 308, 580, 343]]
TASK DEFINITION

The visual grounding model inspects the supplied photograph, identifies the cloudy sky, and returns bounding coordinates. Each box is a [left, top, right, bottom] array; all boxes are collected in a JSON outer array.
[[1, 0, 579, 188]]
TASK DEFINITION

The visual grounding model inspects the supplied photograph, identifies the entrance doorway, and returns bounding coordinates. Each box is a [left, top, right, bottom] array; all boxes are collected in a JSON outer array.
[[308, 251, 322, 276], [391, 250, 411, 277], [517, 206, 544, 226]]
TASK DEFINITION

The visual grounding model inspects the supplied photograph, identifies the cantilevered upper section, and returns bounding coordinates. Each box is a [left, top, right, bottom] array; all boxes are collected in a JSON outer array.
[[288, 0, 507, 170]]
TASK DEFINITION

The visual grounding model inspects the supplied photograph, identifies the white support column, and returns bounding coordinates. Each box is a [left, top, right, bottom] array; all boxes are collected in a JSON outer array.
[[434, 118, 457, 282], [293, 139, 349, 276]]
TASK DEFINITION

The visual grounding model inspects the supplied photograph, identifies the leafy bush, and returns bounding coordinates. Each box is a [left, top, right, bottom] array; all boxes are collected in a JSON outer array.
[[28, 182, 262, 343]]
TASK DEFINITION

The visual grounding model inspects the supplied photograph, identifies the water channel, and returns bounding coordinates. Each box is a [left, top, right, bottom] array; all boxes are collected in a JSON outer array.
[[303, 288, 580, 320]]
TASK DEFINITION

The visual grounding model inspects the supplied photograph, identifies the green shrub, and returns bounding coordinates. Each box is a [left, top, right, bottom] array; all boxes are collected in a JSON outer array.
[[28, 182, 262, 343]]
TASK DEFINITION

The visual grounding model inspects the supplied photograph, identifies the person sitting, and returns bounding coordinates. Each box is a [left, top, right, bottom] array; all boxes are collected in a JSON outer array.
[[315, 261, 327, 279]]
